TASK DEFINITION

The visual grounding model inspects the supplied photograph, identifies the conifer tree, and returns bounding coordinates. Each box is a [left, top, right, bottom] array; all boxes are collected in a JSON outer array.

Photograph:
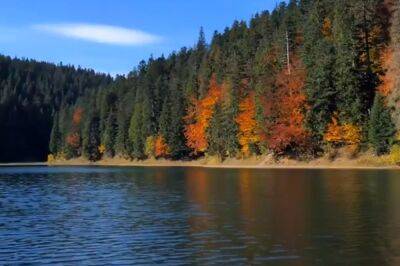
[[103, 111, 118, 157], [83, 113, 102, 161], [129, 101, 145, 159], [49, 112, 61, 155], [333, 0, 363, 123], [207, 104, 226, 158], [368, 93, 396, 155], [303, 0, 336, 138]]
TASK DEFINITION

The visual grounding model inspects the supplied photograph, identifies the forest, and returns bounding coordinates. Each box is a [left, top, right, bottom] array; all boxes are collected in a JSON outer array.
[[0, 0, 400, 163]]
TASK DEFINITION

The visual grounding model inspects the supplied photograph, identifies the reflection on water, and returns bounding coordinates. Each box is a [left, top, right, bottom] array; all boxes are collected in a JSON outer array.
[[0, 166, 400, 264]]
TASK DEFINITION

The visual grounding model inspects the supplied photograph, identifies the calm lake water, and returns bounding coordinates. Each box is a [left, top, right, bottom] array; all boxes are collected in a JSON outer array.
[[1, 166, 400, 265]]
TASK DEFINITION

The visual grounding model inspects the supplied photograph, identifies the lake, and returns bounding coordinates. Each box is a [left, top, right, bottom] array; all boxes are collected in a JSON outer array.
[[1, 166, 400, 265]]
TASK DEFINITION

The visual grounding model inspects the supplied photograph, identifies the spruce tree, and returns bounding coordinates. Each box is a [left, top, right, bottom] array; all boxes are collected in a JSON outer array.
[[49, 112, 61, 155], [368, 94, 396, 155], [83, 113, 102, 161], [167, 81, 187, 159], [303, 0, 336, 138], [207, 104, 226, 158], [103, 111, 118, 157], [333, 0, 363, 123], [115, 107, 131, 157], [129, 102, 145, 159]]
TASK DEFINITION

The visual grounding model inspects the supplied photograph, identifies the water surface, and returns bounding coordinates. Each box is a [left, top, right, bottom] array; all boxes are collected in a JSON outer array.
[[1, 166, 400, 265]]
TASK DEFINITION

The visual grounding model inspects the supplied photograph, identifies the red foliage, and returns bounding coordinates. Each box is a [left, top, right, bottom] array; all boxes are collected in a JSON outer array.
[[72, 107, 84, 126], [378, 48, 395, 96], [66, 132, 80, 148], [266, 56, 309, 154]]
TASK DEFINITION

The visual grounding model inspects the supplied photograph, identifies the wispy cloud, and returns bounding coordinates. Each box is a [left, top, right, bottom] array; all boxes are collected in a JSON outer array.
[[32, 23, 161, 46]]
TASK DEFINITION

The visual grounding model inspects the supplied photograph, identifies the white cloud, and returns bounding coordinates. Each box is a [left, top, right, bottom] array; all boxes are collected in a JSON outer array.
[[32, 23, 161, 46]]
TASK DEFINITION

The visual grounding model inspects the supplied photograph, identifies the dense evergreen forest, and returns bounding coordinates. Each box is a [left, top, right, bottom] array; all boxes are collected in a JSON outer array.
[[1, 0, 400, 163]]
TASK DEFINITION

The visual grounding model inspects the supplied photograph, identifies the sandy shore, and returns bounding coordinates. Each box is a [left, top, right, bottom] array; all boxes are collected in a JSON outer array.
[[2, 153, 399, 170], [42, 155, 400, 170]]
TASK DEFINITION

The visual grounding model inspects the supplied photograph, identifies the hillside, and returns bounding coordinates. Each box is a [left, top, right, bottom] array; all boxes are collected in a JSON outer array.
[[1, 0, 400, 163]]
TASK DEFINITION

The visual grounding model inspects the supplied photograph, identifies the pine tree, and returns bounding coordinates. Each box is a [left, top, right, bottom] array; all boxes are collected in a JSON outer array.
[[129, 102, 145, 159], [333, 0, 363, 124], [167, 80, 187, 159], [303, 0, 336, 138], [83, 113, 102, 161], [368, 94, 396, 155], [115, 107, 131, 157], [103, 111, 118, 157], [49, 112, 61, 155], [207, 104, 226, 158]]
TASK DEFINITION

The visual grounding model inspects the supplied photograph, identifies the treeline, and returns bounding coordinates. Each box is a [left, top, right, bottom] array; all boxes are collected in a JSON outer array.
[[1, 0, 400, 163]]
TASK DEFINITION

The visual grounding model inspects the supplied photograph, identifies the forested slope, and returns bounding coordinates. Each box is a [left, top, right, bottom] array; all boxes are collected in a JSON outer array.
[[0, 56, 112, 161], [1, 0, 400, 163]]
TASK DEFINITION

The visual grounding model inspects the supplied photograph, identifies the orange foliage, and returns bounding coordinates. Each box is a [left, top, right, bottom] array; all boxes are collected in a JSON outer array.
[[324, 115, 361, 145], [98, 144, 106, 155], [378, 48, 395, 96], [66, 132, 80, 148], [155, 135, 169, 158], [235, 93, 259, 156], [72, 107, 84, 126], [321, 18, 333, 40], [184, 75, 222, 153], [266, 57, 309, 154]]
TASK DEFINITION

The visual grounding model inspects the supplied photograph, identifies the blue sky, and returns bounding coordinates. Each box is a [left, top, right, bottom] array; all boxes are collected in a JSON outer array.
[[0, 0, 281, 75]]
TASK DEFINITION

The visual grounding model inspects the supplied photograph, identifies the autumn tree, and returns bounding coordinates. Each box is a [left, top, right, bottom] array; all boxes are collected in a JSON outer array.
[[236, 93, 260, 157], [144, 136, 156, 158], [66, 107, 84, 157], [155, 135, 169, 158], [387, 1, 400, 128], [184, 75, 221, 154], [266, 56, 309, 155], [324, 115, 362, 146]]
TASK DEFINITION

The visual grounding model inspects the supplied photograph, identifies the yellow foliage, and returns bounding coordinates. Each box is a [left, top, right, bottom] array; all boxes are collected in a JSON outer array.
[[145, 136, 156, 158], [324, 116, 361, 145], [236, 94, 260, 156], [321, 18, 333, 40], [341, 123, 362, 145], [324, 117, 342, 143], [388, 144, 400, 165], [98, 144, 106, 155], [394, 131, 400, 142], [47, 154, 55, 163]]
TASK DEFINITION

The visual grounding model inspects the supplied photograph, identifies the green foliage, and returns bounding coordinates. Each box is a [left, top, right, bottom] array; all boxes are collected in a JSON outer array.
[[333, 0, 363, 123], [144, 136, 156, 158], [129, 102, 145, 159], [103, 111, 118, 157], [83, 114, 102, 161], [49, 113, 61, 155], [368, 94, 396, 155]]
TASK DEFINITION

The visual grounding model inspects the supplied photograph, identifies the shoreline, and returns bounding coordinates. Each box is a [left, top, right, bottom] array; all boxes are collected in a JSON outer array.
[[2, 156, 395, 170]]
